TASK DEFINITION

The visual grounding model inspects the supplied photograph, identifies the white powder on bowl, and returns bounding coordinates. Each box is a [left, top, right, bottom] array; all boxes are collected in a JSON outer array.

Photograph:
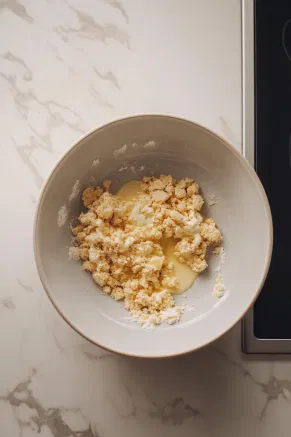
[[69, 180, 80, 203], [92, 159, 100, 167], [57, 205, 68, 227], [113, 144, 127, 157]]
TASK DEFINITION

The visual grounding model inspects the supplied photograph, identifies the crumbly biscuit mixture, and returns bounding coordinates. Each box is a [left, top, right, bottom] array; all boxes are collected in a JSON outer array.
[[70, 175, 222, 328]]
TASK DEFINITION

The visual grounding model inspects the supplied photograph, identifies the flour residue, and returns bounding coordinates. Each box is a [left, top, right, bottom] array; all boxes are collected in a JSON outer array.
[[214, 247, 226, 273], [130, 164, 145, 174], [160, 307, 183, 325], [118, 163, 129, 172], [131, 140, 156, 149], [143, 140, 156, 149], [122, 303, 194, 330], [213, 247, 227, 298], [121, 314, 156, 330], [113, 140, 156, 159], [92, 159, 100, 167], [183, 303, 195, 313], [113, 144, 127, 157], [57, 179, 80, 227], [118, 163, 145, 174], [213, 273, 225, 298], [141, 315, 159, 331], [89, 176, 97, 185], [57, 205, 68, 227], [69, 180, 80, 203], [208, 194, 219, 206]]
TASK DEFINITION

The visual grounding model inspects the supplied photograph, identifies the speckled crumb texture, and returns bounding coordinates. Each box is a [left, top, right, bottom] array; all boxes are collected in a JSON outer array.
[[70, 175, 223, 328]]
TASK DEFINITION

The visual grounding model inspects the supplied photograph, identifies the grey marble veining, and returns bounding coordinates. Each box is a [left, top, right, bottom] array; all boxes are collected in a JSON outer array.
[[1, 1, 290, 436]]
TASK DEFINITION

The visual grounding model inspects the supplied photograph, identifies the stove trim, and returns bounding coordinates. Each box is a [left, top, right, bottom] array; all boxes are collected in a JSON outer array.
[[242, 0, 291, 353]]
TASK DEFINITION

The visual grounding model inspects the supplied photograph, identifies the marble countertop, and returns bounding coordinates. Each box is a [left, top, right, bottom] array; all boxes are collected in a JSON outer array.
[[1, 1, 290, 436]]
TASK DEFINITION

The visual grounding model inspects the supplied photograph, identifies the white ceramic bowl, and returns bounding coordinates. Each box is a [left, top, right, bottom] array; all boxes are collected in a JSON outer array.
[[34, 115, 272, 358]]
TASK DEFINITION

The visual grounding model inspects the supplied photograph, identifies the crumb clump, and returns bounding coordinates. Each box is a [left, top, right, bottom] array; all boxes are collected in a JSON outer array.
[[70, 175, 222, 328]]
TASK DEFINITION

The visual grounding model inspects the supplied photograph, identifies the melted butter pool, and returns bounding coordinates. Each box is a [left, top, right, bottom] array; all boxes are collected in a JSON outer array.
[[160, 238, 196, 294], [116, 180, 196, 294]]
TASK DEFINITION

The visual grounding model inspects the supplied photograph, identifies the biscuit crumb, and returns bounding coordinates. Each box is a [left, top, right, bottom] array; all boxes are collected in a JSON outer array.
[[68, 246, 81, 261]]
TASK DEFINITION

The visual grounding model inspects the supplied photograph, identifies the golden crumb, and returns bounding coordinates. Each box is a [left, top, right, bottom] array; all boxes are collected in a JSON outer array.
[[200, 218, 223, 245], [71, 225, 84, 235], [82, 187, 103, 207], [82, 261, 96, 273], [103, 180, 112, 191]]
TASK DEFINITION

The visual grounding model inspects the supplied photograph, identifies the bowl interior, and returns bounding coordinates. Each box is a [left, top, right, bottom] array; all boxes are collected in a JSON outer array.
[[35, 116, 272, 357]]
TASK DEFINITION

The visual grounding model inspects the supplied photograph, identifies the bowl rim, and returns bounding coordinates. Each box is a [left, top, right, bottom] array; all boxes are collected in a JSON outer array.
[[34, 114, 273, 359]]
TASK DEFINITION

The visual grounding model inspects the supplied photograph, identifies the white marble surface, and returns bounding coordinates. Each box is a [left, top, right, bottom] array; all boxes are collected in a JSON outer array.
[[1, 1, 290, 436]]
